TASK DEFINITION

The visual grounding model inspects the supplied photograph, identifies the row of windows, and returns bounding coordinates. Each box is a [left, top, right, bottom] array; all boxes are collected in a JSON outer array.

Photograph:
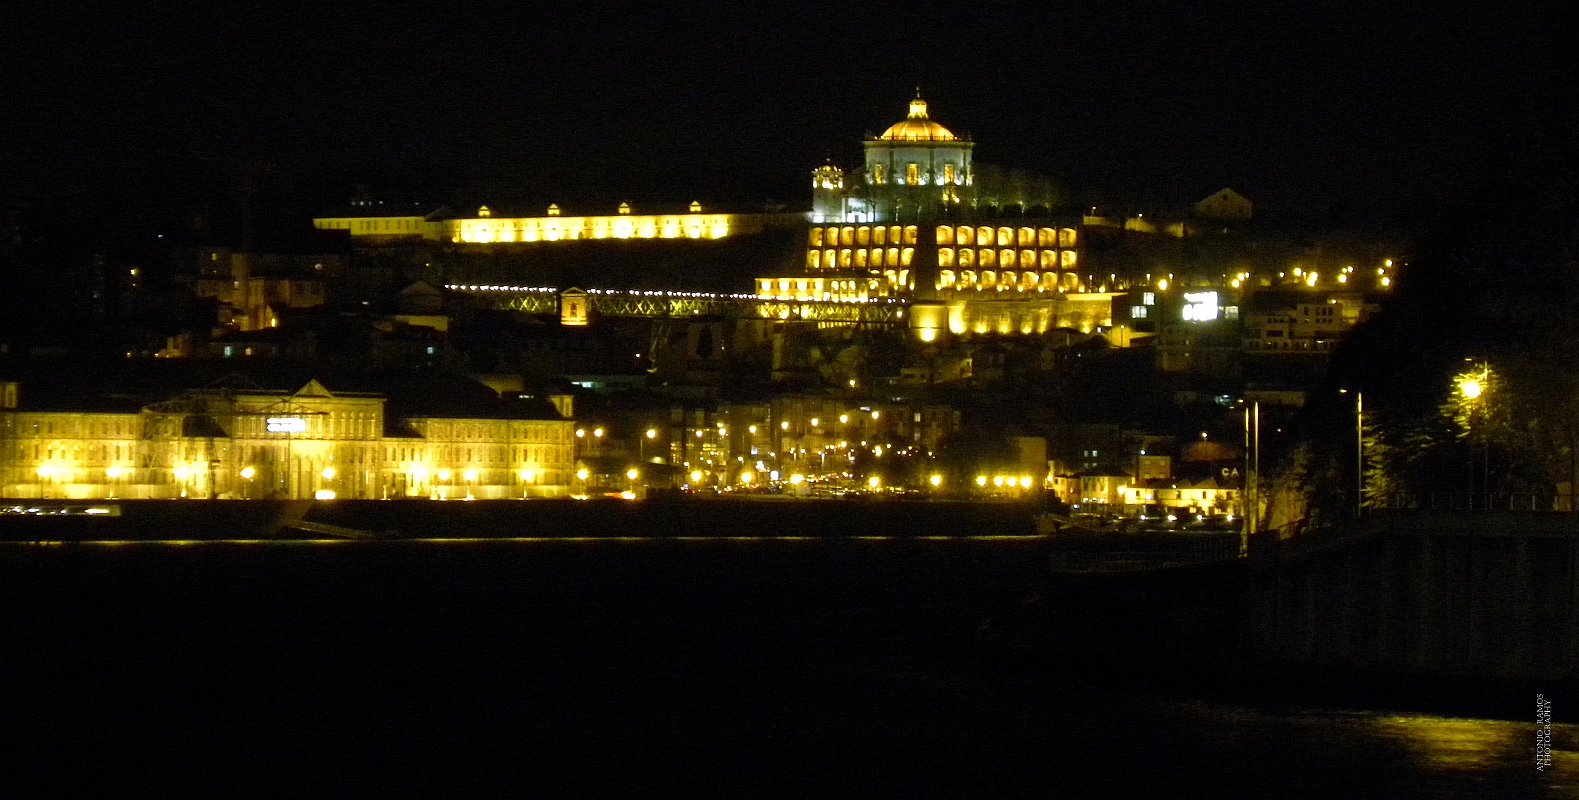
[[871, 163, 963, 187], [936, 270, 1082, 292], [937, 226, 1077, 248], [807, 247, 916, 270], [809, 225, 919, 247], [939, 248, 1077, 270]]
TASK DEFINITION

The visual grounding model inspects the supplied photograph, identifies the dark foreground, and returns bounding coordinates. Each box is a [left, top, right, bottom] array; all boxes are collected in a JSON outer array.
[[2, 529, 1575, 796]]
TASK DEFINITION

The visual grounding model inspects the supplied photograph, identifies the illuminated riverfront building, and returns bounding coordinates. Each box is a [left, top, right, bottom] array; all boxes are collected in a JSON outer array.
[[0, 377, 574, 500]]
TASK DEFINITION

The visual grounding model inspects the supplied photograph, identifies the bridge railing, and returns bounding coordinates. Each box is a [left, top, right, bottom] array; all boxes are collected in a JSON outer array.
[[1370, 492, 1569, 512]]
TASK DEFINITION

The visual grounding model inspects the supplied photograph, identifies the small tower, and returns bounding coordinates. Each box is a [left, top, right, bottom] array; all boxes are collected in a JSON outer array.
[[560, 288, 589, 327], [811, 162, 845, 223]]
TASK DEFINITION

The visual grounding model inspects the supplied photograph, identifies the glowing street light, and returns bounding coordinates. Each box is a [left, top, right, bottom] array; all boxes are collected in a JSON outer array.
[[929, 474, 943, 487], [1459, 377, 1483, 400]]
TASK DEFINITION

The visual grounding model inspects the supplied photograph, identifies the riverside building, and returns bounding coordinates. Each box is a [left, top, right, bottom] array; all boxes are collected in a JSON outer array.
[[0, 377, 574, 500]]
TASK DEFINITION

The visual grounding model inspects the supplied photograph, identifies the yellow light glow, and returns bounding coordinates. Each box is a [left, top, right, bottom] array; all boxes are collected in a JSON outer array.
[[780, 421, 790, 430], [1305, 272, 1319, 287], [626, 468, 639, 480], [810, 418, 820, 427], [463, 469, 477, 481], [748, 425, 757, 434], [1020, 476, 1032, 488], [1459, 377, 1483, 399], [174, 465, 189, 480], [690, 470, 704, 482], [1385, 259, 1394, 267], [1381, 276, 1391, 286], [993, 476, 1004, 487], [871, 410, 880, 420], [929, 474, 942, 487], [593, 428, 604, 438], [646, 428, 657, 438], [107, 466, 124, 479], [36, 465, 53, 478], [439, 469, 452, 480], [576, 429, 586, 438], [1157, 278, 1168, 290], [790, 474, 805, 484], [868, 476, 880, 489], [620, 490, 637, 500], [322, 467, 336, 480], [976, 475, 987, 486], [839, 414, 849, 423], [520, 469, 535, 481], [576, 468, 589, 480], [314, 489, 336, 500], [740, 471, 754, 484]]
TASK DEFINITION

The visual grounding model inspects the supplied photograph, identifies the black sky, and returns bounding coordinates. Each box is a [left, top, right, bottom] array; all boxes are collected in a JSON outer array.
[[1, 1, 1567, 230]]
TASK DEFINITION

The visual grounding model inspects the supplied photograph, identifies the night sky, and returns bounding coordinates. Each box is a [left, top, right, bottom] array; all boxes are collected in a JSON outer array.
[[2, 1, 1569, 234]]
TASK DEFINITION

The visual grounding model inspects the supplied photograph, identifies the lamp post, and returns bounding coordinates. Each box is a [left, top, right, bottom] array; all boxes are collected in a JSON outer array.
[[1459, 368, 1486, 508], [1341, 389, 1363, 517]]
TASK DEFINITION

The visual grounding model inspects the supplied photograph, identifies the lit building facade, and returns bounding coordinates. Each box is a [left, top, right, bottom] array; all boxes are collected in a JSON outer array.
[[0, 379, 573, 500], [759, 96, 1117, 340], [314, 202, 802, 246]]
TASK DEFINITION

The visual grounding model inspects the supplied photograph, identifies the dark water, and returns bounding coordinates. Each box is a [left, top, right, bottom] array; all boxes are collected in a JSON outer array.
[[2, 535, 1574, 797]]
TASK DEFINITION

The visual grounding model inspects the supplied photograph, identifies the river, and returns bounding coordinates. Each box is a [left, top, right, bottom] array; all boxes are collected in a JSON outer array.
[[2, 533, 1573, 796]]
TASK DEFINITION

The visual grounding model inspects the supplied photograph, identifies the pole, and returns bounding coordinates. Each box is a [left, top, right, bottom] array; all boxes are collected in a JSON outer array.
[[1356, 391, 1364, 518], [1253, 401, 1260, 533]]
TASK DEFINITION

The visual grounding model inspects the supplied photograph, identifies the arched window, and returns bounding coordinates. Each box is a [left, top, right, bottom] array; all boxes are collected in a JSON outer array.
[[857, 226, 871, 245], [840, 249, 853, 267], [1020, 249, 1037, 269], [870, 248, 884, 268], [905, 163, 919, 185], [887, 247, 900, 267], [956, 226, 974, 246], [938, 270, 956, 289], [1001, 271, 1016, 290], [958, 249, 975, 268], [997, 227, 1013, 246], [840, 227, 855, 246], [810, 228, 824, 247], [1060, 228, 1077, 248], [981, 270, 997, 289], [977, 226, 993, 246], [873, 225, 886, 245], [903, 225, 918, 245], [1061, 251, 1078, 268], [938, 248, 955, 267], [1040, 250, 1057, 269], [936, 225, 953, 245], [1018, 227, 1036, 247], [1038, 227, 1056, 247], [901, 247, 914, 267], [855, 249, 868, 268], [979, 249, 996, 268], [807, 251, 820, 269], [1000, 249, 1016, 268]]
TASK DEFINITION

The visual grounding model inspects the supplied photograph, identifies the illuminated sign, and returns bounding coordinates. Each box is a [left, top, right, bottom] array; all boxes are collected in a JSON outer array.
[[266, 417, 307, 433], [1182, 291, 1219, 322]]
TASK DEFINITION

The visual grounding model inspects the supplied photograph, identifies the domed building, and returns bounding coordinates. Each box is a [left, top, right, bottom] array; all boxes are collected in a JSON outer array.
[[813, 95, 975, 225], [762, 96, 1117, 342]]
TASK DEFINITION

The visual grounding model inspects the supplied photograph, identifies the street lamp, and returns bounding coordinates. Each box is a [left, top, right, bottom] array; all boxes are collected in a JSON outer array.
[[239, 465, 255, 499]]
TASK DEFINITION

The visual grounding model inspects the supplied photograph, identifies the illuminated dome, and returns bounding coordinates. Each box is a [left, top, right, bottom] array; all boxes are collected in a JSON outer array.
[[877, 97, 956, 142]]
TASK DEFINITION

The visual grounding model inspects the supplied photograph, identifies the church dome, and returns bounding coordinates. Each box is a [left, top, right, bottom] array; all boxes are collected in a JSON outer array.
[[877, 97, 957, 142]]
